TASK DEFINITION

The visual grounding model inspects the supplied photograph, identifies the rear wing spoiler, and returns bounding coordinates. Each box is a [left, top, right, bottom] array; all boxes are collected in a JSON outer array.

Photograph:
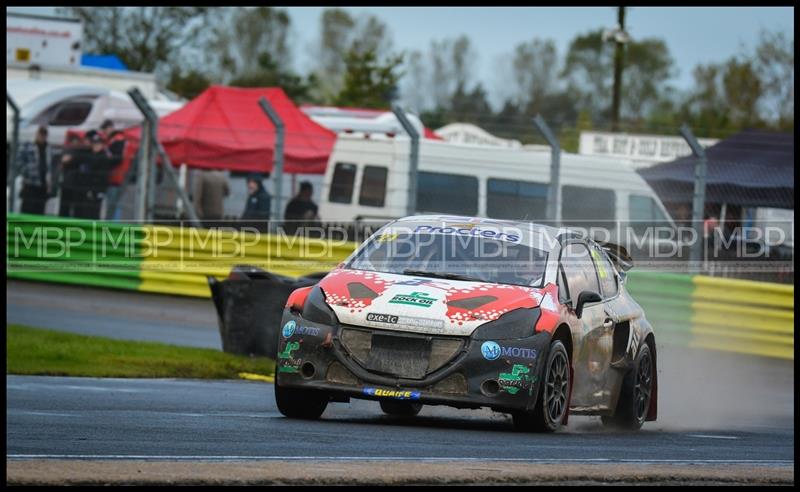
[[597, 241, 634, 272]]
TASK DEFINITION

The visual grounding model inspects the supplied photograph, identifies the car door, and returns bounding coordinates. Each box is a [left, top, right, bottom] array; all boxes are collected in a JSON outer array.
[[558, 240, 615, 410]]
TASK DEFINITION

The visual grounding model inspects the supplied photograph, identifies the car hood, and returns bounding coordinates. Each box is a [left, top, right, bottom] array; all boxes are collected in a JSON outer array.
[[317, 269, 558, 336]]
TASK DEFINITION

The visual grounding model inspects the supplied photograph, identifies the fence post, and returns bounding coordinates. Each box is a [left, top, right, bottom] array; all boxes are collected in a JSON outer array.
[[258, 97, 284, 224], [391, 105, 420, 216], [128, 87, 201, 227], [7, 92, 20, 213], [679, 124, 707, 272], [532, 115, 561, 225], [134, 119, 151, 222]]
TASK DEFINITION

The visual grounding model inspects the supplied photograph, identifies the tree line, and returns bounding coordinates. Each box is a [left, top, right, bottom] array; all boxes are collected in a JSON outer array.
[[61, 7, 793, 150]]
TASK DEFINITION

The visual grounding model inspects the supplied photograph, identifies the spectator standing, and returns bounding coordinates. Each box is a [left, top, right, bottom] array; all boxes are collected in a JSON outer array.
[[58, 132, 87, 217], [66, 131, 113, 219], [283, 181, 320, 235], [192, 168, 230, 227], [17, 125, 52, 215], [241, 173, 271, 227], [98, 120, 127, 219]]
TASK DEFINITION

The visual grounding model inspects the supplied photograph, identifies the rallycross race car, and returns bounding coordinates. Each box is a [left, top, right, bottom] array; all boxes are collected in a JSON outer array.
[[275, 215, 657, 432]]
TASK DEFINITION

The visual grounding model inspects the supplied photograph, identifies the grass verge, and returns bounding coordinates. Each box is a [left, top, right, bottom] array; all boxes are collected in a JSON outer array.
[[6, 325, 274, 380]]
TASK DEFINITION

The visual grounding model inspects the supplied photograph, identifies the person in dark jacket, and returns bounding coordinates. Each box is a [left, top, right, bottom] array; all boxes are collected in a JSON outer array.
[[66, 132, 115, 219], [241, 173, 271, 224], [283, 181, 320, 236], [18, 125, 52, 215], [58, 132, 88, 218]]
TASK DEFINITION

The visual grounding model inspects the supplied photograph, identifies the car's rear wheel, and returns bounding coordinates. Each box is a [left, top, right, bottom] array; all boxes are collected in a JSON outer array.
[[512, 339, 570, 433], [274, 383, 328, 419], [379, 400, 422, 416], [602, 343, 653, 430]]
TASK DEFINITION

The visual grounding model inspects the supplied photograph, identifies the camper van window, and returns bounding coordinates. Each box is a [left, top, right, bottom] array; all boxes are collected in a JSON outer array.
[[487, 178, 548, 221], [49, 102, 93, 126], [417, 171, 478, 215], [561, 185, 616, 229], [359, 165, 388, 207], [629, 195, 670, 235], [329, 162, 357, 204]]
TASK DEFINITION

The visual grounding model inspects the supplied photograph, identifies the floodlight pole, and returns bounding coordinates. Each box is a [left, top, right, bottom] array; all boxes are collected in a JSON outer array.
[[391, 105, 420, 216], [128, 87, 201, 227], [680, 124, 708, 272], [7, 92, 20, 213], [259, 97, 285, 223], [533, 114, 561, 226]]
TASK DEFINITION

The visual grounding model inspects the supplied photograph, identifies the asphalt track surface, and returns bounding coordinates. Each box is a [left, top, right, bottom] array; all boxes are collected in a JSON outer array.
[[6, 375, 794, 466], [6, 279, 795, 479]]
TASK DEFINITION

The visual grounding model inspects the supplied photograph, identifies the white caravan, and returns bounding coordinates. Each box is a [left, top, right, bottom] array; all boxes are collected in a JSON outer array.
[[318, 133, 675, 242], [7, 79, 183, 155]]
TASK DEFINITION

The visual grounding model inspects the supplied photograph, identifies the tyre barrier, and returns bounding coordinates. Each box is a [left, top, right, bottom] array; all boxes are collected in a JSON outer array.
[[6, 213, 793, 360], [208, 266, 326, 357]]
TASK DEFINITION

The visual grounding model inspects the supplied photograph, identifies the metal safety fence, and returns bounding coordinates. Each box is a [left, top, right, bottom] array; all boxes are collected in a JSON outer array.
[[6, 213, 793, 360]]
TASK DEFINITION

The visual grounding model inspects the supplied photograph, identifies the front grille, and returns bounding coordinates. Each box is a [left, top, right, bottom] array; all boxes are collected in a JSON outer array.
[[339, 327, 464, 380]]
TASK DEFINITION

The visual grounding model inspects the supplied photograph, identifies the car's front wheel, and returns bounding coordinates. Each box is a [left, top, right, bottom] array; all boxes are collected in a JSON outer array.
[[380, 400, 422, 416], [602, 342, 653, 430], [512, 339, 570, 433], [274, 383, 329, 419]]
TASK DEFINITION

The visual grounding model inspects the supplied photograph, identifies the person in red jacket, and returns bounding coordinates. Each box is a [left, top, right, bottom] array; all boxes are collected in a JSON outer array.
[[98, 120, 127, 219]]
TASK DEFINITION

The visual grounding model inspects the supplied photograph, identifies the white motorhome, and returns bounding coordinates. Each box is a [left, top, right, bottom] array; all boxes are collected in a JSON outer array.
[[7, 79, 183, 155], [318, 133, 675, 242]]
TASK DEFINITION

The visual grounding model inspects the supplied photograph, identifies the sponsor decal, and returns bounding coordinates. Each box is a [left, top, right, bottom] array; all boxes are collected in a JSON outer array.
[[501, 346, 537, 359], [413, 225, 521, 243], [498, 364, 532, 395], [296, 326, 321, 337], [481, 342, 537, 361], [278, 341, 300, 360], [282, 320, 321, 338], [282, 320, 296, 338], [277, 340, 302, 374], [366, 313, 445, 331], [481, 341, 502, 360], [363, 387, 421, 400], [376, 232, 398, 242], [591, 248, 608, 279], [389, 291, 437, 308], [366, 313, 399, 324], [394, 278, 451, 290]]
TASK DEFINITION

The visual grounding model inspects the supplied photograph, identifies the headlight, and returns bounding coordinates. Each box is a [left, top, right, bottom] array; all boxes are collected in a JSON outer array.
[[302, 285, 338, 325], [471, 307, 540, 340]]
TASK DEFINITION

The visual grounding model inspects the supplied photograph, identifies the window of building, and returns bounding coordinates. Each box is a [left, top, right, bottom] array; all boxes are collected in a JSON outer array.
[[328, 162, 357, 204], [629, 194, 671, 234], [49, 102, 93, 126], [561, 185, 616, 229], [358, 165, 388, 207], [416, 171, 478, 215], [487, 178, 548, 220]]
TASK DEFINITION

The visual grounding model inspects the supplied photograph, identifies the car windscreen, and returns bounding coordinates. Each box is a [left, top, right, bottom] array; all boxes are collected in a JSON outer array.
[[346, 232, 549, 287]]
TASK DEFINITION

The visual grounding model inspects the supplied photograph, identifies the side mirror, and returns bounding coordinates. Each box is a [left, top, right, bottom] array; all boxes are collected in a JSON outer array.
[[575, 291, 602, 318]]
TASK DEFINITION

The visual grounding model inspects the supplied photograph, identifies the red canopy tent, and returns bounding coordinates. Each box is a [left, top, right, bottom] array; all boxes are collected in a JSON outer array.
[[113, 86, 336, 185]]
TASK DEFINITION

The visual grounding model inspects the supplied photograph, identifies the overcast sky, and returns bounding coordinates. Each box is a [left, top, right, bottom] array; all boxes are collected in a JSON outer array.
[[8, 6, 794, 107]]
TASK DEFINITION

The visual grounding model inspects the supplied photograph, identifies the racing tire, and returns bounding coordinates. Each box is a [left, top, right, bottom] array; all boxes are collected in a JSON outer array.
[[602, 343, 653, 431], [512, 339, 570, 433], [274, 383, 329, 420], [379, 400, 422, 416]]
